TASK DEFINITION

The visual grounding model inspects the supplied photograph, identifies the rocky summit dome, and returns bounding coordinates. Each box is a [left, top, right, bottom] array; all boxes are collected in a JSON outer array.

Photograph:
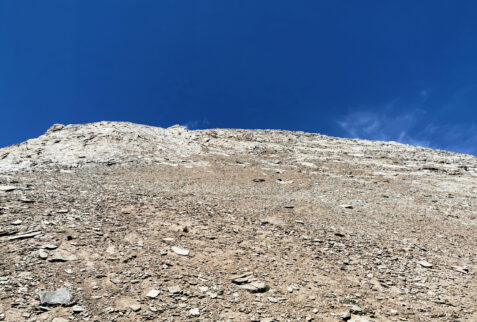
[[0, 122, 476, 321]]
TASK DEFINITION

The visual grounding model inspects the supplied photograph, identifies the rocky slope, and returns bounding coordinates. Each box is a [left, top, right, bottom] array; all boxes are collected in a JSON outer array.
[[0, 122, 476, 321]]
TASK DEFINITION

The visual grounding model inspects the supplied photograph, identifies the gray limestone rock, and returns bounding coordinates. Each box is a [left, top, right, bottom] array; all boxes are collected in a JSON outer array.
[[189, 308, 200, 316], [418, 260, 433, 268], [238, 281, 268, 293], [171, 246, 189, 256], [0, 185, 17, 192], [146, 289, 160, 298], [39, 288, 73, 305]]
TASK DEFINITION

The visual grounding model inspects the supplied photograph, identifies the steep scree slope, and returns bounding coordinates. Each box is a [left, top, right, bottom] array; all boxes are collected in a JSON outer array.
[[0, 122, 476, 321]]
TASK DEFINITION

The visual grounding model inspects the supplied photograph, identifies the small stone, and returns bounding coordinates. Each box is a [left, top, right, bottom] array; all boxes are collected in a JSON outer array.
[[146, 289, 160, 298], [207, 292, 217, 299], [341, 204, 353, 209], [232, 276, 253, 284], [39, 288, 73, 305], [162, 238, 174, 242], [20, 198, 34, 203], [11, 220, 22, 225], [349, 317, 371, 322], [0, 313, 4, 321], [130, 304, 141, 312], [8, 231, 41, 240], [171, 246, 189, 256], [418, 260, 433, 268], [349, 305, 363, 314], [339, 311, 351, 320], [0, 185, 17, 192], [189, 308, 200, 316], [390, 309, 398, 316], [72, 305, 84, 313], [52, 318, 69, 322], [452, 266, 469, 274], [199, 286, 209, 292], [43, 244, 58, 250], [238, 281, 268, 293], [168, 285, 182, 294], [230, 272, 253, 284], [48, 250, 77, 262], [268, 297, 279, 303], [39, 250, 48, 259], [48, 123, 65, 132]]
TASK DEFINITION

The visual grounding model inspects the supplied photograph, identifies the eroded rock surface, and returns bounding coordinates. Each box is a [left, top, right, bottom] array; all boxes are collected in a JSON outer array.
[[0, 122, 476, 321]]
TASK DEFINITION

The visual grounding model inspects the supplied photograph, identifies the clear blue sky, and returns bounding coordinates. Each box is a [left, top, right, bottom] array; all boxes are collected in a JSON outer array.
[[1, 1, 476, 155]]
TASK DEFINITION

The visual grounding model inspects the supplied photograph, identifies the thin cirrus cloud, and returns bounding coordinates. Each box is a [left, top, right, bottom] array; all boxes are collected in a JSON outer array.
[[182, 118, 210, 130], [337, 109, 477, 156]]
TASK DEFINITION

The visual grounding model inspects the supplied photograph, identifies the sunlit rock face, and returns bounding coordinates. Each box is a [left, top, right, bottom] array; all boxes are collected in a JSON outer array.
[[0, 122, 476, 321]]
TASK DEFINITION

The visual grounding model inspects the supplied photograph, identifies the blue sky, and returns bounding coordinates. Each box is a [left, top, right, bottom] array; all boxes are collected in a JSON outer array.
[[1, 1, 476, 155]]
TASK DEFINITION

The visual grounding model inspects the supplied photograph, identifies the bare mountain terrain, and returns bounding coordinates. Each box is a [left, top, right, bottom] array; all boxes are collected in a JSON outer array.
[[0, 122, 476, 321]]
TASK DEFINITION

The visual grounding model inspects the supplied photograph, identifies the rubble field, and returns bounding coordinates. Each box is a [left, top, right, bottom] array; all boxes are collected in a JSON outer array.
[[0, 122, 476, 321]]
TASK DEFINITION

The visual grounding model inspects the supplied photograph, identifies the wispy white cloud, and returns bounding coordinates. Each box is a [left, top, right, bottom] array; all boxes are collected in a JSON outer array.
[[182, 118, 210, 130], [337, 108, 477, 155], [338, 107, 428, 145]]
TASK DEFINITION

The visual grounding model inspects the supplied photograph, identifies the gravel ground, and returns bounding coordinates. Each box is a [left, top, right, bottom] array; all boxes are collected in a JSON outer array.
[[0, 122, 476, 321]]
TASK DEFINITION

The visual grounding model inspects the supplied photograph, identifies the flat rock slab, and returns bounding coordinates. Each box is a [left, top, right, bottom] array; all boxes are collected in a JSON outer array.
[[48, 250, 77, 262], [39, 288, 73, 305], [171, 246, 189, 256], [189, 308, 200, 316], [452, 266, 469, 274], [43, 244, 58, 250], [72, 305, 84, 313], [418, 260, 433, 268], [349, 316, 371, 322], [168, 286, 182, 294], [146, 289, 160, 298], [230, 272, 253, 283], [130, 304, 141, 312], [52, 318, 69, 322], [0, 185, 18, 192], [231, 273, 254, 285], [8, 231, 41, 240], [238, 281, 268, 293]]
